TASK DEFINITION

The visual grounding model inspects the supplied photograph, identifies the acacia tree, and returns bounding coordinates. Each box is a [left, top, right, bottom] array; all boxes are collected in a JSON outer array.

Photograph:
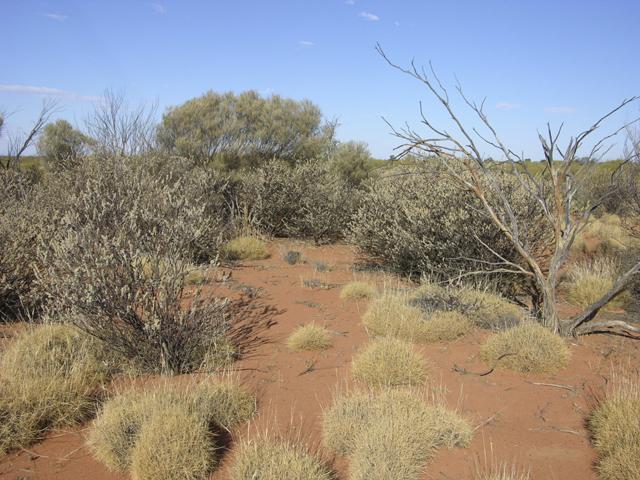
[[157, 90, 336, 168], [37, 119, 89, 171], [378, 44, 640, 338]]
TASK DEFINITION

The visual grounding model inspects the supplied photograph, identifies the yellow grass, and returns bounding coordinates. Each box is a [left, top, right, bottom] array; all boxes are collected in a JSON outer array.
[[0, 324, 116, 455], [351, 338, 426, 388], [323, 389, 471, 480], [480, 322, 570, 373], [458, 289, 524, 330], [229, 436, 334, 480], [340, 281, 377, 300], [287, 324, 332, 351], [589, 372, 640, 480], [565, 258, 630, 311], [222, 236, 270, 260], [89, 380, 256, 472]]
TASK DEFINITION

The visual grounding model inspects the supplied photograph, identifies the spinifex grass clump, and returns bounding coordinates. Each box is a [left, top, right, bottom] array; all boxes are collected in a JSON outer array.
[[589, 372, 640, 480], [480, 322, 570, 373], [322, 388, 472, 480], [565, 258, 630, 311], [351, 337, 426, 387], [222, 236, 270, 260], [287, 324, 332, 351], [340, 281, 377, 300], [89, 380, 256, 475], [229, 436, 334, 480], [0, 324, 118, 455]]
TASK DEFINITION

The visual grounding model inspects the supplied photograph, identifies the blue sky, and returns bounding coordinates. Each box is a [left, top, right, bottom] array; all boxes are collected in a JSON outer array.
[[2, 0, 639, 159]]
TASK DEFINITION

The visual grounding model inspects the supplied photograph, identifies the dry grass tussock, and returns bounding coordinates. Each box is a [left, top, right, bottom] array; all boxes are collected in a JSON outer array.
[[475, 463, 531, 480], [0, 323, 118, 455], [339, 281, 377, 300], [480, 322, 570, 373], [351, 337, 426, 388], [565, 257, 630, 310], [287, 324, 332, 351], [323, 388, 472, 480], [573, 214, 638, 255], [229, 435, 334, 480], [89, 379, 256, 475], [589, 371, 640, 480], [457, 289, 524, 330], [222, 236, 270, 260]]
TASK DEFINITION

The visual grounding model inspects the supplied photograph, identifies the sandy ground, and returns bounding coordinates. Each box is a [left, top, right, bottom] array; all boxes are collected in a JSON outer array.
[[1, 240, 638, 479]]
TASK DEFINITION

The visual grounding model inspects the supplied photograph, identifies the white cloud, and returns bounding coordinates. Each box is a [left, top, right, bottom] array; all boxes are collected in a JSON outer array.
[[544, 106, 576, 114], [359, 11, 380, 21], [151, 3, 167, 14], [345, 0, 355, 4], [298, 40, 316, 47], [496, 102, 520, 111], [0, 84, 98, 101], [43, 13, 68, 22]]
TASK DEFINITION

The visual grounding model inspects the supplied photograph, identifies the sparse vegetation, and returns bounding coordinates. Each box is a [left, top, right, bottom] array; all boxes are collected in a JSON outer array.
[[222, 236, 270, 261], [229, 437, 334, 480], [480, 322, 570, 373], [589, 372, 640, 480], [283, 250, 302, 265], [351, 337, 426, 387], [287, 324, 332, 351], [340, 281, 376, 300]]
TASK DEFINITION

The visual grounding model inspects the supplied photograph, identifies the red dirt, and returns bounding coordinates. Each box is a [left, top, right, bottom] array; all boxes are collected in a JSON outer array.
[[1, 240, 639, 479]]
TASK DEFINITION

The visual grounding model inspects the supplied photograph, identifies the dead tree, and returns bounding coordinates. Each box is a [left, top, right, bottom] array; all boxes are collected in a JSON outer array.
[[3, 99, 59, 169], [377, 44, 640, 338], [84, 88, 157, 157]]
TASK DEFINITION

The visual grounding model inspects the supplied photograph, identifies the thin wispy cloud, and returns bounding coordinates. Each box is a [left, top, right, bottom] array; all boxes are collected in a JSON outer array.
[[298, 40, 316, 47], [359, 11, 380, 21], [496, 102, 521, 111], [43, 13, 68, 22], [151, 3, 167, 14], [0, 84, 98, 102], [345, 0, 355, 4], [544, 106, 576, 114], [394, 20, 401, 27]]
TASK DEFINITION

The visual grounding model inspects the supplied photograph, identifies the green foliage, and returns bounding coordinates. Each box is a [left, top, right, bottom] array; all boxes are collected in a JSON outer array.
[[329, 141, 372, 186], [37, 119, 88, 171], [157, 90, 335, 168]]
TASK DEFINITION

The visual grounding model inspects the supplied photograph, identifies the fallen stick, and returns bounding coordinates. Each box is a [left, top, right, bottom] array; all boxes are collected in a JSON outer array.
[[452, 353, 516, 376], [526, 381, 576, 393]]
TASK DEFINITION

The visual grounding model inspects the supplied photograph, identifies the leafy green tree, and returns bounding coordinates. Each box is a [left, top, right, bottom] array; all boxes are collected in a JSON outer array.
[[330, 141, 372, 186], [157, 90, 335, 168], [37, 119, 88, 171]]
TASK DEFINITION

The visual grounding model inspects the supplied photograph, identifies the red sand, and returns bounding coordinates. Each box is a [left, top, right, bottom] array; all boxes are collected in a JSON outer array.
[[1, 240, 638, 479]]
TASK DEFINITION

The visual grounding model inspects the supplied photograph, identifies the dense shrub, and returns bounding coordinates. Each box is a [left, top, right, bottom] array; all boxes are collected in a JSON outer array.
[[36, 155, 237, 373], [349, 166, 542, 291], [236, 159, 361, 244]]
